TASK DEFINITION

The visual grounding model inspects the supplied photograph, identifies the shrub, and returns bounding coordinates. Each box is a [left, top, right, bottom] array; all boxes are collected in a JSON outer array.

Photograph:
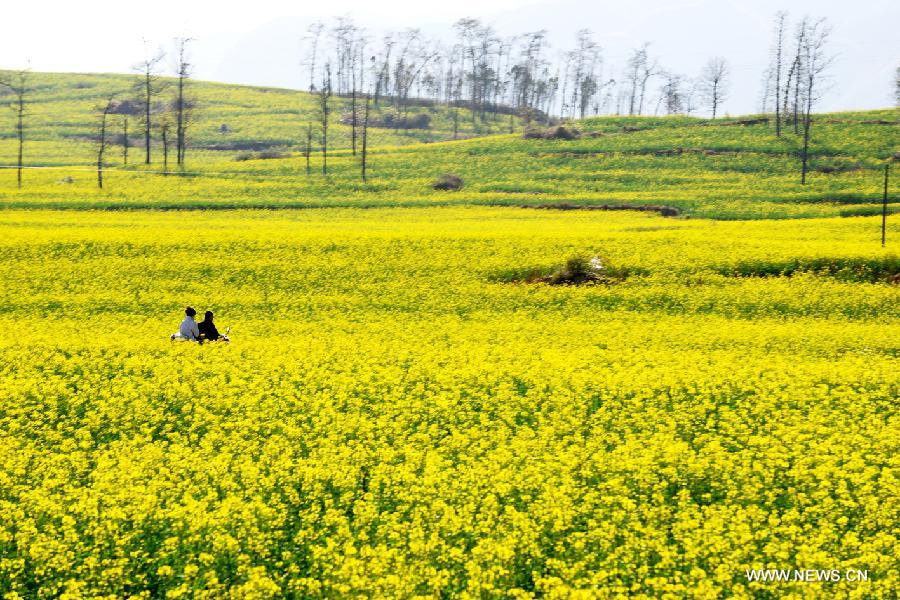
[[493, 255, 626, 286], [522, 125, 581, 140], [547, 256, 597, 285], [433, 174, 464, 191], [108, 99, 141, 115], [234, 150, 290, 162], [351, 111, 432, 130], [257, 150, 290, 160]]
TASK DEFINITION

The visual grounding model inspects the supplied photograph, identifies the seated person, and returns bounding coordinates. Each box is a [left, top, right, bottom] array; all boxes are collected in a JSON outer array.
[[198, 310, 226, 342], [171, 306, 200, 341]]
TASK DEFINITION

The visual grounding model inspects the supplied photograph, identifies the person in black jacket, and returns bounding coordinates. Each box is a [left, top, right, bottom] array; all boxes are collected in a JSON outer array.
[[198, 311, 226, 342]]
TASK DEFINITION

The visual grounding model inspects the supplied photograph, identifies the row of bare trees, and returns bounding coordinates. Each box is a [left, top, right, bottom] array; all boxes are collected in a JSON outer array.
[[92, 38, 196, 187], [0, 69, 28, 188], [6, 12, 895, 190], [301, 17, 741, 127], [0, 38, 197, 189], [129, 37, 195, 170], [761, 12, 833, 183]]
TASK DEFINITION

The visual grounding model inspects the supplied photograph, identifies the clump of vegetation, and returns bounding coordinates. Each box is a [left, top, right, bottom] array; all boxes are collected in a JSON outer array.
[[523, 125, 581, 140], [234, 150, 291, 162], [495, 255, 635, 285], [720, 256, 900, 283], [357, 111, 432, 130], [543, 255, 607, 284], [433, 174, 464, 191]]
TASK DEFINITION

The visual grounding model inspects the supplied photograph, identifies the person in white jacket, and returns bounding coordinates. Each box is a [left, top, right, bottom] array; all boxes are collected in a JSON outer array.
[[171, 307, 200, 342]]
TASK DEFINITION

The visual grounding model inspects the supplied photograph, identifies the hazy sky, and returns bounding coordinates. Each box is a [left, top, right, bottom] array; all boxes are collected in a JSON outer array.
[[2, 0, 897, 115]]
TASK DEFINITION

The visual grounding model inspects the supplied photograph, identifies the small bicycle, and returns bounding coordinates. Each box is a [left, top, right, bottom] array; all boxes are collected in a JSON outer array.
[[170, 327, 231, 343]]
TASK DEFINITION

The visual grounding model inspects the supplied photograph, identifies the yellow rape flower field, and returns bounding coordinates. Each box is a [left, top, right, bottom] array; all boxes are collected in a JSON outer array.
[[0, 207, 898, 598]]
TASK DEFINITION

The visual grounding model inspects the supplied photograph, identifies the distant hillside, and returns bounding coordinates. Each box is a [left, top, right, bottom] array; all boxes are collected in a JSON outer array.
[[0, 72, 897, 220], [0, 71, 521, 165]]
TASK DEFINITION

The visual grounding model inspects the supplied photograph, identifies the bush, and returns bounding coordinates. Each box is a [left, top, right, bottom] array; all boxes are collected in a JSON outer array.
[[547, 256, 597, 285], [493, 255, 628, 286], [108, 99, 141, 115], [234, 150, 290, 162], [257, 150, 290, 160], [433, 174, 464, 191], [522, 125, 581, 140], [350, 111, 432, 130]]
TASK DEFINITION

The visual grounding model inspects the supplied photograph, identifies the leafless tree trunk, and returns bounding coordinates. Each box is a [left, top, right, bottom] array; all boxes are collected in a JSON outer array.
[[361, 93, 371, 181], [799, 19, 832, 185], [559, 53, 571, 118], [373, 34, 394, 106], [625, 44, 653, 115], [451, 46, 463, 139], [133, 47, 165, 164], [0, 70, 29, 188], [157, 115, 172, 175], [660, 72, 685, 115], [683, 78, 698, 115], [96, 96, 117, 189], [454, 18, 483, 122], [304, 22, 325, 92], [173, 37, 194, 168], [894, 66, 900, 107], [318, 64, 332, 176], [304, 122, 313, 176], [883, 163, 890, 246], [770, 11, 788, 136], [788, 18, 808, 134], [350, 37, 366, 156], [637, 57, 657, 116], [351, 55, 358, 156], [122, 117, 129, 165], [699, 57, 729, 118]]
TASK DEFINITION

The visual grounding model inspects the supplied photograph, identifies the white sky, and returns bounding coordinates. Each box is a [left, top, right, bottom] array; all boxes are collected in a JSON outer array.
[[2, 0, 898, 115]]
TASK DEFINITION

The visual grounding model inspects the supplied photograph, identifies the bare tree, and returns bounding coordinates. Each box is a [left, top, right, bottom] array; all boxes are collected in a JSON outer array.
[[158, 116, 172, 175], [304, 122, 313, 176], [318, 64, 333, 176], [566, 30, 603, 119], [373, 34, 395, 106], [895, 65, 900, 107], [133, 47, 165, 164], [659, 71, 686, 115], [799, 18, 832, 184], [392, 33, 440, 126], [768, 11, 789, 136], [454, 18, 498, 122], [683, 78, 699, 115], [449, 43, 464, 138], [173, 37, 195, 167], [759, 66, 773, 114], [698, 57, 729, 118], [624, 44, 656, 115], [304, 22, 326, 92], [510, 30, 549, 116], [349, 34, 367, 156], [331, 17, 358, 95], [96, 95, 118, 189], [783, 18, 809, 134], [0, 69, 29, 188], [361, 92, 371, 182], [122, 116, 129, 165]]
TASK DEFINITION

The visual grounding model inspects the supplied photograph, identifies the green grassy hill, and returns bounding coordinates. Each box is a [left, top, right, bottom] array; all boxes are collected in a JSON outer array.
[[0, 71, 511, 163], [0, 72, 897, 219]]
